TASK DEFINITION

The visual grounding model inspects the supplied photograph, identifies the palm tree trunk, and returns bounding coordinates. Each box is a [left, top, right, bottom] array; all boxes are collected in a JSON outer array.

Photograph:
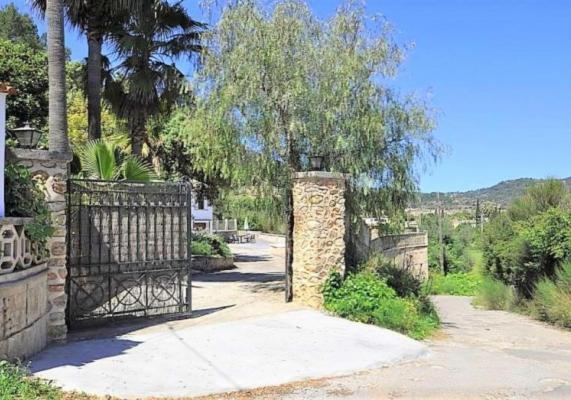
[[131, 115, 146, 156], [87, 28, 103, 140], [46, 0, 70, 154]]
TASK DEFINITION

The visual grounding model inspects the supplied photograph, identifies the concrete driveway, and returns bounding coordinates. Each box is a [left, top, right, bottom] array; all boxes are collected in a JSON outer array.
[[30, 310, 426, 398], [199, 296, 571, 400], [30, 239, 427, 398]]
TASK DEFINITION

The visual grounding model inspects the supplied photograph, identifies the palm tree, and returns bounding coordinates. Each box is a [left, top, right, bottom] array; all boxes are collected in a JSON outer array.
[[34, 1, 137, 141], [106, 0, 203, 156], [77, 140, 155, 181], [46, 0, 70, 154]]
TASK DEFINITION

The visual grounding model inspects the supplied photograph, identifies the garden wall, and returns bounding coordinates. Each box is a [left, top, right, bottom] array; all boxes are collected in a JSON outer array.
[[354, 222, 428, 277], [191, 256, 234, 272], [0, 264, 48, 360]]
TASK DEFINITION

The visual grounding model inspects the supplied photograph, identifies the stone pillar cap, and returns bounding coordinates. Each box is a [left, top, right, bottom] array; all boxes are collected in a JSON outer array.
[[293, 171, 349, 180]]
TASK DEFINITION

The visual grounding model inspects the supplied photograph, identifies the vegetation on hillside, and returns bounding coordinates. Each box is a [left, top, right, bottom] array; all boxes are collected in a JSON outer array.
[[416, 177, 571, 210]]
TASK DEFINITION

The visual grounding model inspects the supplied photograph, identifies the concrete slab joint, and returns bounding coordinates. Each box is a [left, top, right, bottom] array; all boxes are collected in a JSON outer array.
[[292, 171, 347, 308], [6, 148, 71, 344]]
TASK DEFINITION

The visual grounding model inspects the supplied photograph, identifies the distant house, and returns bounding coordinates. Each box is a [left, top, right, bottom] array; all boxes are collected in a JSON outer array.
[[191, 190, 214, 232]]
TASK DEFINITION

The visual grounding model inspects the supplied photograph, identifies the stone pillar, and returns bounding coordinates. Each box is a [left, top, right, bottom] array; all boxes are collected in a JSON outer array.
[[292, 172, 347, 308], [7, 149, 70, 342]]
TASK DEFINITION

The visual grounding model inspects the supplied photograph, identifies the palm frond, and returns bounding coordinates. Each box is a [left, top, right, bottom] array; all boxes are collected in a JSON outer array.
[[76, 140, 119, 180], [121, 155, 156, 181]]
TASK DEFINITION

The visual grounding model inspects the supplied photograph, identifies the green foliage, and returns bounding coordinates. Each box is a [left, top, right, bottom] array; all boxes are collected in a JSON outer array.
[[530, 262, 571, 327], [191, 234, 232, 258], [0, 361, 61, 400], [323, 271, 439, 340], [191, 240, 213, 256], [483, 206, 571, 297], [420, 213, 481, 273], [0, 3, 45, 50], [4, 164, 55, 254], [191, 0, 438, 224], [363, 255, 422, 298], [474, 277, 515, 310], [75, 140, 155, 181], [0, 39, 48, 130], [217, 191, 285, 234], [508, 179, 571, 221], [428, 272, 482, 296], [104, 0, 204, 155]]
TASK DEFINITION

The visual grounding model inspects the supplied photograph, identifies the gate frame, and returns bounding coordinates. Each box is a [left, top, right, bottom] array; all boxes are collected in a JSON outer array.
[[65, 178, 193, 328]]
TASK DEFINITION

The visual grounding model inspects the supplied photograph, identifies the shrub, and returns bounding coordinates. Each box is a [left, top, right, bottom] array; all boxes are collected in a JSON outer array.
[[531, 262, 571, 327], [474, 277, 515, 310], [323, 271, 439, 339], [365, 255, 422, 298], [4, 163, 55, 256], [191, 240, 213, 256], [191, 233, 232, 258], [428, 272, 482, 296], [0, 361, 61, 399]]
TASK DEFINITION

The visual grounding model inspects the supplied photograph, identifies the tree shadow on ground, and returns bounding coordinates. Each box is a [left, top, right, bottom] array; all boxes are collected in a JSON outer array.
[[63, 305, 234, 342], [247, 281, 285, 294], [193, 271, 284, 284], [30, 338, 141, 372], [232, 254, 273, 262]]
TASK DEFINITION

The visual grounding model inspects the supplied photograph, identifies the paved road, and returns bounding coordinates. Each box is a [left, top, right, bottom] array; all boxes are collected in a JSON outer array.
[[198, 296, 571, 400]]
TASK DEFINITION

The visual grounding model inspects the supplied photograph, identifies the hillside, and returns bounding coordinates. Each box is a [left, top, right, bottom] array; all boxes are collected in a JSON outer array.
[[416, 177, 571, 209]]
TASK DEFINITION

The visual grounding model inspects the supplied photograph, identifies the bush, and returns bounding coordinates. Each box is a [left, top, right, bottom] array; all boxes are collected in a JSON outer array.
[[0, 361, 61, 399], [483, 181, 571, 298], [428, 272, 482, 296], [191, 233, 232, 258], [323, 271, 439, 340], [191, 240, 213, 256], [474, 277, 515, 310], [4, 163, 55, 256], [531, 262, 571, 327], [365, 255, 422, 298]]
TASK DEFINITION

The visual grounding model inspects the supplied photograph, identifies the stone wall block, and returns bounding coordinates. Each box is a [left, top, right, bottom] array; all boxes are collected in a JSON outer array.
[[7, 149, 71, 342]]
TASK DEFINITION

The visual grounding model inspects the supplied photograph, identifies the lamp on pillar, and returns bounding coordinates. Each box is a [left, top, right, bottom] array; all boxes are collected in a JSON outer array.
[[10, 122, 43, 149], [309, 155, 324, 171]]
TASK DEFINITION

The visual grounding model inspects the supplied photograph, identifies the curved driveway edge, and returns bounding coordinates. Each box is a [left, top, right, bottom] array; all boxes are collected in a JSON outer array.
[[30, 309, 426, 398]]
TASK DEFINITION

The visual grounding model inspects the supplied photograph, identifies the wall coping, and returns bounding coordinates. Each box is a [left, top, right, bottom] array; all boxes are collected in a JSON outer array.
[[0, 216, 34, 225], [0, 263, 47, 285], [293, 171, 348, 180], [6, 148, 72, 163]]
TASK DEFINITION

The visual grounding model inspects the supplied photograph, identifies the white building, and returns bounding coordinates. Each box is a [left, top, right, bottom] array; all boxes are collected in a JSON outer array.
[[191, 191, 214, 232]]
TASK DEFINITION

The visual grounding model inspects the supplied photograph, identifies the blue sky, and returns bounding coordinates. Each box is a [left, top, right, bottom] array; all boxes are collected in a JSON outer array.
[[6, 0, 571, 192]]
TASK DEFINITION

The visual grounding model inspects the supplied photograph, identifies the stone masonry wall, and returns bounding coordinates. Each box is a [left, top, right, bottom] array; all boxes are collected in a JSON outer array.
[[292, 172, 346, 308], [8, 149, 70, 342], [0, 264, 48, 360]]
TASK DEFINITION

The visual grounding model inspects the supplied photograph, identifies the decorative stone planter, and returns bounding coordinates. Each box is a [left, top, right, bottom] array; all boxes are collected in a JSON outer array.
[[191, 255, 235, 272]]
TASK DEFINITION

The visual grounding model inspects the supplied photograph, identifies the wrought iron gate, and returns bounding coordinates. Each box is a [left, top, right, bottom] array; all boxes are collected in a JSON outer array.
[[66, 179, 192, 328]]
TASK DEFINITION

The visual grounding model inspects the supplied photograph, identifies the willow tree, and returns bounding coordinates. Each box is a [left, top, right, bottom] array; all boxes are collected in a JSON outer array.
[[189, 0, 439, 301]]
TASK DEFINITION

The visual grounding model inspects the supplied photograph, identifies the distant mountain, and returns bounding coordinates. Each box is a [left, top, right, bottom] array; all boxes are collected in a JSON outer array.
[[415, 177, 571, 209]]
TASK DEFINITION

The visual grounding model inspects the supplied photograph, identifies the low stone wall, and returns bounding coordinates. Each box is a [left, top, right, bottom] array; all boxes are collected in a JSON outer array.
[[354, 223, 429, 278], [0, 264, 48, 360], [192, 256, 234, 272]]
